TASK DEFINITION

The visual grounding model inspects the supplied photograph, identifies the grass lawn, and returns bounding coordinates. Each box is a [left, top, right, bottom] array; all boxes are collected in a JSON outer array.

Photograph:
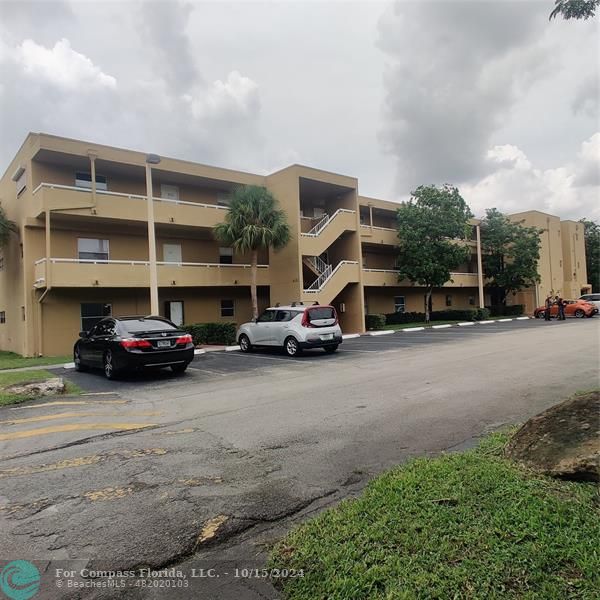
[[0, 370, 81, 406], [269, 431, 599, 599], [0, 351, 72, 370]]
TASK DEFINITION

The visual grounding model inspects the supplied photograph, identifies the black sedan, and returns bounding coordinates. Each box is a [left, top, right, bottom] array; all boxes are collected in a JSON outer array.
[[74, 316, 195, 379]]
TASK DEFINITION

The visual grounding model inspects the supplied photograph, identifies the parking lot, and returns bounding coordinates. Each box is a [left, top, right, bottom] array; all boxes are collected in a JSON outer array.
[[54, 317, 583, 393]]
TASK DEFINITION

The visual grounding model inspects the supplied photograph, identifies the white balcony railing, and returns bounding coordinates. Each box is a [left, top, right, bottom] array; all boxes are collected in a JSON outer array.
[[301, 208, 356, 237], [32, 183, 231, 212], [36, 257, 268, 268], [303, 260, 358, 293]]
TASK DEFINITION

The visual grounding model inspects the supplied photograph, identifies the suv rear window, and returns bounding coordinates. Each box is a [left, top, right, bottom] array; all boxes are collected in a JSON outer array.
[[121, 319, 178, 333], [307, 307, 336, 321]]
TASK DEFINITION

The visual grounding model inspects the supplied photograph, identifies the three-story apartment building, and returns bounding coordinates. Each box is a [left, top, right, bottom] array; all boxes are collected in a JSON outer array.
[[0, 133, 589, 356]]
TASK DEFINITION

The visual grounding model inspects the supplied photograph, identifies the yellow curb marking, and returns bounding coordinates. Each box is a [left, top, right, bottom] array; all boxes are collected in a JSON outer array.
[[84, 486, 134, 502], [0, 411, 163, 426], [0, 423, 155, 441], [10, 400, 127, 410], [196, 515, 229, 545], [0, 448, 167, 479], [164, 428, 194, 435]]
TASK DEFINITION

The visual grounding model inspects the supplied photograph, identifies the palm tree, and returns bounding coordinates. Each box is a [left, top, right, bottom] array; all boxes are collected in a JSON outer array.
[[0, 205, 17, 249], [214, 185, 290, 319]]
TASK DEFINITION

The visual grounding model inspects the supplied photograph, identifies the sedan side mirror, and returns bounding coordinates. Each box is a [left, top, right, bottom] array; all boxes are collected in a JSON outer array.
[[79, 330, 88, 338]]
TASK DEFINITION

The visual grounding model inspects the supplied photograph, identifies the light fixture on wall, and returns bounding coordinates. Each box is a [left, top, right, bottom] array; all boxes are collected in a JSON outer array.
[[171, 280, 176, 285]]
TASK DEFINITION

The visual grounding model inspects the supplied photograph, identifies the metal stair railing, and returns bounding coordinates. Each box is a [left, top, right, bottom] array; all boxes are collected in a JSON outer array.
[[303, 209, 356, 237], [303, 260, 358, 293]]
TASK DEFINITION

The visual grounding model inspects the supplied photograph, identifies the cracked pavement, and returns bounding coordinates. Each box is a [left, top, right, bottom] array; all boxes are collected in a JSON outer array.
[[0, 319, 598, 598]]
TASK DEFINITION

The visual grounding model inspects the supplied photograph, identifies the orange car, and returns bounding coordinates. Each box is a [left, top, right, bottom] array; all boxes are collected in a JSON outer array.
[[534, 299, 598, 319]]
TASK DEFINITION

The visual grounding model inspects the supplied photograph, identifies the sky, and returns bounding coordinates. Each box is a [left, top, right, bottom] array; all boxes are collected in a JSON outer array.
[[0, 0, 598, 221]]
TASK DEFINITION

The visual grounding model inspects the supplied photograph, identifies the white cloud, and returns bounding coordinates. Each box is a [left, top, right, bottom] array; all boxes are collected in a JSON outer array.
[[463, 133, 600, 222], [183, 71, 260, 121], [14, 38, 116, 90]]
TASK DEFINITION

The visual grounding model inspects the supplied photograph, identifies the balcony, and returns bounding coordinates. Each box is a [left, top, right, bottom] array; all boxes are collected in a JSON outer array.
[[362, 269, 480, 288], [301, 260, 360, 304], [360, 224, 397, 246], [34, 258, 269, 289], [31, 183, 230, 229], [300, 209, 357, 256]]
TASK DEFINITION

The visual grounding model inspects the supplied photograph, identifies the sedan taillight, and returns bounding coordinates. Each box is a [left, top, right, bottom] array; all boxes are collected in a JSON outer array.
[[175, 334, 193, 345], [120, 338, 153, 349]]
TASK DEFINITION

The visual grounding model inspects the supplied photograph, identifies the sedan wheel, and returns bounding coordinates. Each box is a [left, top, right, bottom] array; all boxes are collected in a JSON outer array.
[[574, 309, 585, 318], [103, 350, 119, 380], [284, 336, 301, 357], [239, 334, 252, 353], [74, 346, 86, 372]]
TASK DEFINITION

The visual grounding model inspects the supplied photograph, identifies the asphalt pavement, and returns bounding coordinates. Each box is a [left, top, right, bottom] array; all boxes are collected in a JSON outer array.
[[0, 317, 598, 599]]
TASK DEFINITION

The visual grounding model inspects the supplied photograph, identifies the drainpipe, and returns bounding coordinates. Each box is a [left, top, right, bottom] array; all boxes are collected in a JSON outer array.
[[476, 224, 484, 308]]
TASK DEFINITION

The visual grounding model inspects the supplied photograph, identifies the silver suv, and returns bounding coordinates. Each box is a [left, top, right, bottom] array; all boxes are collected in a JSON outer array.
[[237, 304, 343, 356], [579, 294, 600, 311]]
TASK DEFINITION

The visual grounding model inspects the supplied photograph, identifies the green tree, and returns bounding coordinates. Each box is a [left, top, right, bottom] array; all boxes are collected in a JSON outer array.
[[480, 209, 542, 305], [395, 185, 473, 323], [580, 218, 599, 292], [214, 185, 290, 319], [0, 205, 17, 248], [549, 0, 599, 20]]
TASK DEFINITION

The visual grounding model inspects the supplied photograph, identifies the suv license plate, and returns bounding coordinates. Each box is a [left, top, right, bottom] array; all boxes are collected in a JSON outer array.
[[157, 340, 171, 348], [320, 334, 334, 341]]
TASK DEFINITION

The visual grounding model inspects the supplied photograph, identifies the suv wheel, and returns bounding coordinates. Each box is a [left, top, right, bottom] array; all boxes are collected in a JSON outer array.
[[239, 334, 252, 353], [103, 350, 120, 380], [284, 336, 301, 357], [324, 345, 338, 354]]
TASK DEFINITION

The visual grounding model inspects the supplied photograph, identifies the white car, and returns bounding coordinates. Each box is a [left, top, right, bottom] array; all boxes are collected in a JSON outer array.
[[579, 294, 600, 311], [237, 303, 343, 356]]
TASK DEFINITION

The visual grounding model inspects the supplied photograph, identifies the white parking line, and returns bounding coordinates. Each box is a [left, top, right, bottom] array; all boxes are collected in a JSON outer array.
[[223, 352, 291, 361]]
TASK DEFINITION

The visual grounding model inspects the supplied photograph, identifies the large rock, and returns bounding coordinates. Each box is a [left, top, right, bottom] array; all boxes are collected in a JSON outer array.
[[505, 391, 599, 482], [5, 377, 66, 397]]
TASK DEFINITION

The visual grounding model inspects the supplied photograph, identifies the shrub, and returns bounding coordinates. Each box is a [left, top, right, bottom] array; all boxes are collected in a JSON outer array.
[[488, 304, 524, 317], [182, 322, 237, 346], [365, 314, 387, 330]]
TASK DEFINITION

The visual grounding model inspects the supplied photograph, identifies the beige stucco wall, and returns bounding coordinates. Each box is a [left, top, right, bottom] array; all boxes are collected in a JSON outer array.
[[365, 287, 479, 315]]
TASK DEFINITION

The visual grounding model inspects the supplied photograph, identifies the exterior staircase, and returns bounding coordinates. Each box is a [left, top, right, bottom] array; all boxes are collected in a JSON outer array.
[[300, 209, 357, 257]]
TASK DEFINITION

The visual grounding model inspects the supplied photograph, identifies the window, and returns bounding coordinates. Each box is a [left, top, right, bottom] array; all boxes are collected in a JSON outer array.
[[394, 296, 405, 313], [161, 184, 179, 200], [75, 172, 107, 190], [219, 247, 233, 265], [0, 311, 5, 324], [163, 243, 182, 263], [78, 238, 109, 261], [275, 310, 293, 322], [12, 165, 26, 195], [81, 303, 112, 332], [446, 294, 452, 307], [257, 309, 276, 322], [469, 296, 475, 306], [92, 320, 116, 337], [221, 299, 234, 317], [21, 306, 25, 321]]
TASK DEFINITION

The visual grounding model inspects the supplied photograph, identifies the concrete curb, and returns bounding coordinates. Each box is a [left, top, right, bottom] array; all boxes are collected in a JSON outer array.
[[478, 320, 495, 324], [498, 318, 513, 322], [368, 330, 395, 336], [194, 349, 206, 355], [431, 324, 453, 329], [225, 345, 241, 352], [401, 327, 425, 332], [342, 333, 360, 340], [457, 322, 475, 326], [516, 316, 530, 320]]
